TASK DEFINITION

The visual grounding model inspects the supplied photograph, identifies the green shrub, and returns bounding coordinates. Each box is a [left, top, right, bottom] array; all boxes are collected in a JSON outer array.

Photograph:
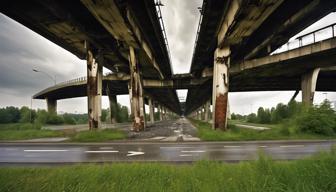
[[296, 101, 336, 136], [46, 114, 64, 125], [63, 114, 76, 125]]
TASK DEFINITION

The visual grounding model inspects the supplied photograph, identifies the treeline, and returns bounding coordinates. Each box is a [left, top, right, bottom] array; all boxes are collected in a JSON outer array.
[[232, 100, 336, 136], [0, 103, 130, 125], [232, 100, 301, 124]]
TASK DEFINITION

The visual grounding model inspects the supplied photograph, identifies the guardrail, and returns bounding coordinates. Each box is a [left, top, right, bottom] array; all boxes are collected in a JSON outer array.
[[191, 1, 205, 63], [155, 0, 173, 71], [273, 22, 336, 54]]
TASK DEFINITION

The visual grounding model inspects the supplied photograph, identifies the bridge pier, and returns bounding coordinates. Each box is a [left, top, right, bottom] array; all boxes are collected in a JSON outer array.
[[108, 94, 117, 124], [159, 105, 163, 121], [204, 100, 210, 122], [46, 98, 57, 114], [301, 68, 320, 105], [148, 98, 155, 124], [212, 47, 230, 130], [86, 43, 102, 130], [129, 46, 145, 131]]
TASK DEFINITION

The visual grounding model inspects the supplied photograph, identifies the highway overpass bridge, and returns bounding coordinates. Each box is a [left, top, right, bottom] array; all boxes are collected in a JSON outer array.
[[2, 0, 336, 131]]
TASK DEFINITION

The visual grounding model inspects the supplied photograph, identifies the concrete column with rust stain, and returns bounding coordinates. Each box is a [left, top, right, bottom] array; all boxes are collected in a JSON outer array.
[[129, 46, 145, 131], [212, 47, 230, 130], [149, 98, 155, 124], [86, 42, 102, 130], [46, 98, 57, 114], [301, 68, 320, 105]]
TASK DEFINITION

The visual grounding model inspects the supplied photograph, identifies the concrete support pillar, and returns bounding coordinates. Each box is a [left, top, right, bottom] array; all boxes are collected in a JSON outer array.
[[148, 98, 155, 124], [129, 46, 145, 131], [301, 68, 320, 105], [212, 47, 230, 130], [108, 94, 117, 124], [46, 98, 57, 114], [205, 100, 210, 122], [159, 105, 163, 121], [86, 42, 102, 130]]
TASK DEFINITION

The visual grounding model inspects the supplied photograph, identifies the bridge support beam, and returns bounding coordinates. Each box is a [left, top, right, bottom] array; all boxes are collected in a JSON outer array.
[[129, 47, 145, 131], [301, 68, 320, 105], [149, 98, 155, 124], [212, 47, 230, 130], [46, 98, 57, 114], [86, 43, 102, 130]]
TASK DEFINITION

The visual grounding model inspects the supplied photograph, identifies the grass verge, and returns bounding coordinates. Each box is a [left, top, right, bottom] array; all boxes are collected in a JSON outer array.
[[70, 129, 126, 142], [0, 150, 335, 192], [190, 119, 335, 141], [0, 123, 64, 140]]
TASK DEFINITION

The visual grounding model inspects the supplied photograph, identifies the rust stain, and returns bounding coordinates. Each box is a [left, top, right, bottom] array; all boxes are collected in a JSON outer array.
[[133, 116, 144, 132], [215, 92, 228, 130], [88, 76, 97, 95]]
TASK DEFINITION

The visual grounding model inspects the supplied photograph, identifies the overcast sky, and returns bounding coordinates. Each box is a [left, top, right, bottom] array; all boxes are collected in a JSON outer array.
[[0, 1, 335, 115]]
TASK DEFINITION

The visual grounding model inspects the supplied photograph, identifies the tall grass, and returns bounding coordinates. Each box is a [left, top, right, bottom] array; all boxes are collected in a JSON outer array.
[[0, 150, 335, 192], [191, 119, 335, 141], [0, 123, 64, 140]]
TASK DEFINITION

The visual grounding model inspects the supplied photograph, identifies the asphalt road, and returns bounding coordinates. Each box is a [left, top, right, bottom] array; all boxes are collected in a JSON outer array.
[[0, 140, 334, 165]]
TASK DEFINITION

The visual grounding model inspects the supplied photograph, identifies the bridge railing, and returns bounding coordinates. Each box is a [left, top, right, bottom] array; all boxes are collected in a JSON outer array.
[[155, 0, 172, 71], [273, 22, 336, 54]]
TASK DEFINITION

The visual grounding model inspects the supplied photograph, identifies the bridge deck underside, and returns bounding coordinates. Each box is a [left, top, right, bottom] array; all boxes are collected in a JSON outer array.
[[185, 43, 336, 114]]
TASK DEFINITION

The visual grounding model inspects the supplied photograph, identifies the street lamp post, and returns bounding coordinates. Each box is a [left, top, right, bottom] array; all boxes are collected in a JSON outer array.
[[32, 69, 56, 85]]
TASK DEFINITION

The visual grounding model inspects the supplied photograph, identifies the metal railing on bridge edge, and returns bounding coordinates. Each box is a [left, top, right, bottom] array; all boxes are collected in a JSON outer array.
[[154, 0, 173, 73], [273, 22, 336, 54]]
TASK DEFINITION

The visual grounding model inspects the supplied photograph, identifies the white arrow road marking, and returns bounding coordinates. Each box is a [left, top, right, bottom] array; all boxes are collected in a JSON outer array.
[[280, 145, 304, 148], [85, 150, 119, 153], [24, 149, 68, 152], [127, 151, 145, 157], [181, 150, 205, 153]]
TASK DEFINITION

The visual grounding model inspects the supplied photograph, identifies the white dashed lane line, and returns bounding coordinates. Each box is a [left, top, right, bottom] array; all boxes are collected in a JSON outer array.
[[179, 154, 193, 157], [280, 145, 304, 148], [85, 150, 119, 153], [224, 146, 241, 148], [181, 150, 205, 153], [24, 149, 68, 152]]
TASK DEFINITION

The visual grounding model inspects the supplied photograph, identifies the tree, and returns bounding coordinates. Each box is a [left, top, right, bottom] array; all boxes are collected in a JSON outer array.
[[247, 113, 258, 123], [257, 107, 271, 124]]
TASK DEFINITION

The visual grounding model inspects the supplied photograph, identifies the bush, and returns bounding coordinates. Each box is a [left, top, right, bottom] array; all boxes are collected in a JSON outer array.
[[246, 113, 258, 123], [63, 114, 76, 125], [46, 114, 64, 125], [296, 101, 336, 136]]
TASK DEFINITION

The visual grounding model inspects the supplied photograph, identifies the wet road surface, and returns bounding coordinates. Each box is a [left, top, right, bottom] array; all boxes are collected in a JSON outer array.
[[0, 140, 334, 165]]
